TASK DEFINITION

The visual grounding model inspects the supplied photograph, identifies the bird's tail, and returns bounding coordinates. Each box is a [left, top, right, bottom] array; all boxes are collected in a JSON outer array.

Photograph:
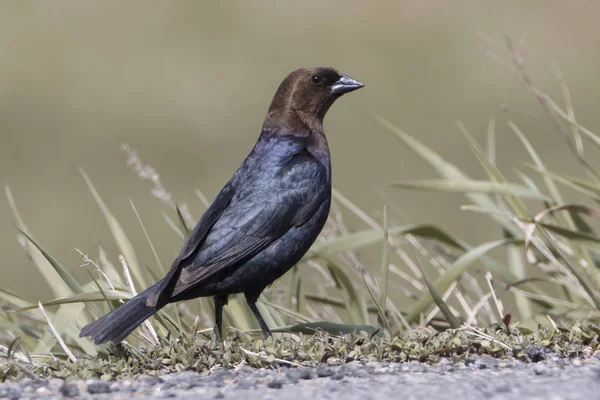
[[80, 283, 164, 344]]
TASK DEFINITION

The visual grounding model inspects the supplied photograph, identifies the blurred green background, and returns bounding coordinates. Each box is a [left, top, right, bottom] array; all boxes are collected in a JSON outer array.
[[1, 0, 599, 301]]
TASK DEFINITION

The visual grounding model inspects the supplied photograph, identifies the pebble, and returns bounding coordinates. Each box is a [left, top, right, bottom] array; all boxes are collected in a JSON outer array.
[[288, 367, 313, 380], [267, 376, 286, 389], [526, 344, 559, 363], [316, 365, 335, 378], [86, 378, 111, 394], [533, 364, 549, 376], [59, 382, 80, 397]]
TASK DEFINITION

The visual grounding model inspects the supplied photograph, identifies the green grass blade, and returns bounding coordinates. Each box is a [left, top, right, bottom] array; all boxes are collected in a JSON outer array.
[[285, 265, 302, 318], [327, 262, 370, 326], [456, 121, 531, 218], [487, 117, 496, 165], [223, 295, 252, 333], [6, 186, 74, 299], [259, 299, 312, 323], [378, 206, 390, 330], [376, 115, 522, 237], [11, 290, 132, 311], [522, 164, 600, 200], [15, 228, 84, 296], [418, 262, 462, 329], [80, 168, 147, 288], [175, 204, 191, 237], [406, 238, 516, 323], [509, 121, 564, 205], [0, 288, 31, 309], [270, 321, 379, 336], [504, 230, 532, 320], [311, 224, 463, 258], [389, 179, 551, 201]]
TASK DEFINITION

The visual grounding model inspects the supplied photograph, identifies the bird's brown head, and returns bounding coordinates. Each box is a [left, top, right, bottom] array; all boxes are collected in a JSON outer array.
[[263, 67, 363, 133]]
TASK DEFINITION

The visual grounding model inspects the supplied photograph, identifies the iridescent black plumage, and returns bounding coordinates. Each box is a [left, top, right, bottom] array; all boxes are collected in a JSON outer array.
[[80, 67, 363, 344]]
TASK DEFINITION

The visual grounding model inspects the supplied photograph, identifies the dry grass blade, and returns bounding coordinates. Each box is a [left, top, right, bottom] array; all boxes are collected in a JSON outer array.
[[119, 255, 160, 345], [37, 303, 76, 363]]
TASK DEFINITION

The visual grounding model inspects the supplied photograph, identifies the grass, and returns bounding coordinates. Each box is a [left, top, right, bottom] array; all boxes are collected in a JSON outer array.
[[2, 35, 600, 380]]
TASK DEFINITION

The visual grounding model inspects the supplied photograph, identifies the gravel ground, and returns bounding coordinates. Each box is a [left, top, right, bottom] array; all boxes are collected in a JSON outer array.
[[2, 354, 600, 399]]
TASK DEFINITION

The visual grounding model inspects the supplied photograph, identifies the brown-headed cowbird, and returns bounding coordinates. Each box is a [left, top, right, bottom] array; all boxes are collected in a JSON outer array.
[[80, 67, 363, 344]]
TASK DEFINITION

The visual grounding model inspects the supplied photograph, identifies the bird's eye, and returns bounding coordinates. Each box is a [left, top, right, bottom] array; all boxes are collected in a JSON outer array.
[[311, 75, 323, 85]]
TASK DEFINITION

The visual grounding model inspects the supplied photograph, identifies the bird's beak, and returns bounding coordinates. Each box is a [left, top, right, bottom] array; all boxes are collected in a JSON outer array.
[[331, 74, 364, 95]]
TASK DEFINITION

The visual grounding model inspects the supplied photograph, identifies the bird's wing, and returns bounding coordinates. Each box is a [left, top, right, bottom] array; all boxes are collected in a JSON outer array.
[[146, 184, 234, 306], [171, 150, 328, 296]]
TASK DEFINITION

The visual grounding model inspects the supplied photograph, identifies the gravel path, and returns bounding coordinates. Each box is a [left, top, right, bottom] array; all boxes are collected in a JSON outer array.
[[2, 355, 599, 399]]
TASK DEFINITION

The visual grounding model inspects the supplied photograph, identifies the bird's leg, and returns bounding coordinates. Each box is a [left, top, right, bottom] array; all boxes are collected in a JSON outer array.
[[244, 290, 272, 339], [214, 295, 228, 341]]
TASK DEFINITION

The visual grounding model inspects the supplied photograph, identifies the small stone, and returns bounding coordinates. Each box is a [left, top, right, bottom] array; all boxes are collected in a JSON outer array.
[[284, 370, 299, 384], [138, 376, 163, 386], [342, 361, 362, 373], [316, 365, 335, 378], [295, 368, 314, 380], [354, 369, 372, 379], [331, 371, 345, 381], [86, 378, 110, 394], [211, 370, 234, 381], [475, 355, 499, 370], [571, 358, 582, 367], [408, 361, 427, 373], [236, 378, 256, 390], [533, 364, 549, 376], [60, 382, 80, 398], [48, 378, 64, 390], [111, 379, 137, 393], [527, 344, 551, 362], [35, 387, 50, 396], [267, 376, 286, 389]]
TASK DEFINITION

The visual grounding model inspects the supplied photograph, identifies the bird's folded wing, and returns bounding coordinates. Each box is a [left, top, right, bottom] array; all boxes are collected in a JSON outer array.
[[171, 160, 328, 296], [146, 185, 233, 306]]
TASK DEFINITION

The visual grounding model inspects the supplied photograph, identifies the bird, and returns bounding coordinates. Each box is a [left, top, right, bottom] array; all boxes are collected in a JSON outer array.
[[80, 67, 364, 344]]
